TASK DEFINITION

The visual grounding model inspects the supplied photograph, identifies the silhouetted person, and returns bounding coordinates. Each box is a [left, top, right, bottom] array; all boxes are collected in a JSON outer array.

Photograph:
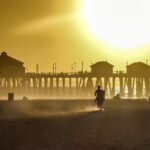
[[113, 94, 121, 101], [94, 86, 105, 110], [22, 96, 29, 101]]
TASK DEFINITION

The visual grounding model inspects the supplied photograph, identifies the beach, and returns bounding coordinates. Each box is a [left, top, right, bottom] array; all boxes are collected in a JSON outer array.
[[0, 100, 150, 150]]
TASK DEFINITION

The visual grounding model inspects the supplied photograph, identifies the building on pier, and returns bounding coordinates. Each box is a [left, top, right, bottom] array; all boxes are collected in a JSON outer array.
[[0, 51, 25, 77], [127, 62, 150, 98], [127, 62, 150, 76], [0, 51, 150, 98], [90, 61, 114, 75]]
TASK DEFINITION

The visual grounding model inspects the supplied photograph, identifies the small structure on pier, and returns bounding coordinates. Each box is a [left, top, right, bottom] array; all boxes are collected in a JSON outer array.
[[127, 62, 150, 98], [127, 62, 150, 76], [0, 51, 150, 99], [91, 61, 113, 75], [0, 51, 25, 77]]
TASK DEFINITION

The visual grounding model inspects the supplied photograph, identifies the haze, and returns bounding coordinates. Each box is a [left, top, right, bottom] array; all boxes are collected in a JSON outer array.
[[0, 0, 150, 72]]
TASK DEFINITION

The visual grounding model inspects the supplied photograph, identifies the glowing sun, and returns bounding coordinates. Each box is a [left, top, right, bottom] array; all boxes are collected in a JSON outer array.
[[83, 0, 150, 48]]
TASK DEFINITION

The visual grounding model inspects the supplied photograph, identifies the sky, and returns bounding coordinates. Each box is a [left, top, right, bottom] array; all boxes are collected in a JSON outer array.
[[0, 0, 150, 73]]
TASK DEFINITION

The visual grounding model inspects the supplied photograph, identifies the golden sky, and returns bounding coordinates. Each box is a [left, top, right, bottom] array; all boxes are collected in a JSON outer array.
[[0, 0, 150, 73]]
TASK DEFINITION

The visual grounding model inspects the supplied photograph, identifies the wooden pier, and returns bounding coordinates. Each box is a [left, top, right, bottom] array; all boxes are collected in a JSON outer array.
[[0, 72, 149, 98], [0, 52, 149, 98]]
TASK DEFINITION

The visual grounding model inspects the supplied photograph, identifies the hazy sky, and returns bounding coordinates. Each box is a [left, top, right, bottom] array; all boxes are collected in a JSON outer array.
[[0, 0, 150, 72]]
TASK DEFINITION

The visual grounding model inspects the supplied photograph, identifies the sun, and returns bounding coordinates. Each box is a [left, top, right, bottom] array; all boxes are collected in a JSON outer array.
[[82, 0, 150, 48]]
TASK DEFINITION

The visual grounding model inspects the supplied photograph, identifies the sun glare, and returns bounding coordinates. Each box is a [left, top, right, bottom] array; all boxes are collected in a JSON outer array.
[[83, 0, 150, 48]]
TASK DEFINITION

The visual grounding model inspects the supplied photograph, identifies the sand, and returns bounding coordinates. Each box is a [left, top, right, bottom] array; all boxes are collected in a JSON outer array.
[[0, 100, 150, 150]]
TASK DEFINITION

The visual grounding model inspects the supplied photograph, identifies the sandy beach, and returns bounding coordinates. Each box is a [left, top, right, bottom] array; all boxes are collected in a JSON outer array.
[[0, 100, 150, 150]]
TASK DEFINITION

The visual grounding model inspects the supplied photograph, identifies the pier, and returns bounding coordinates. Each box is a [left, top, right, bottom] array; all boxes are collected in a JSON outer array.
[[0, 52, 149, 98]]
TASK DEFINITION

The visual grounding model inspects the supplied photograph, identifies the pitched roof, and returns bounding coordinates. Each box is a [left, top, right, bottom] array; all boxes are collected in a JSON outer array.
[[0, 51, 24, 64], [91, 61, 114, 67], [127, 62, 149, 68]]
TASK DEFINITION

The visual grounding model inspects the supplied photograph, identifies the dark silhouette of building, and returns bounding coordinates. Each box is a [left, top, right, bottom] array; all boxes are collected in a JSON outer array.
[[91, 61, 114, 75], [127, 62, 150, 76], [127, 62, 150, 98], [0, 51, 150, 99], [0, 51, 25, 77]]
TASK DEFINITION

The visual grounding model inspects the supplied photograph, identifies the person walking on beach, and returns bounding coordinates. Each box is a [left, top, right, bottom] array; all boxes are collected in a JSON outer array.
[[94, 86, 105, 110]]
